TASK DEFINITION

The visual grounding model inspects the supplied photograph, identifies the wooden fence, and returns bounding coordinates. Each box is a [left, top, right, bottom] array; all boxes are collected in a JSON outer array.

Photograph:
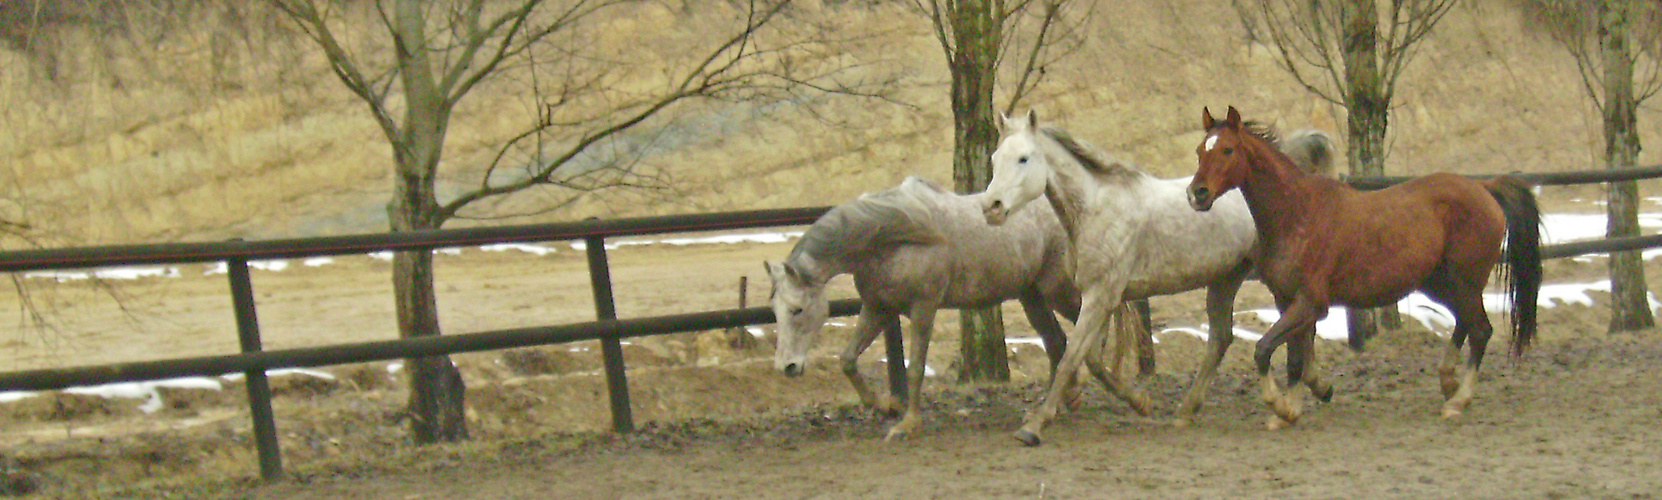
[[0, 166, 1658, 481]]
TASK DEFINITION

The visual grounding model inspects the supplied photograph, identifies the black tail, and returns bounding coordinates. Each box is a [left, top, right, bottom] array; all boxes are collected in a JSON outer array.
[[1486, 176, 1542, 358]]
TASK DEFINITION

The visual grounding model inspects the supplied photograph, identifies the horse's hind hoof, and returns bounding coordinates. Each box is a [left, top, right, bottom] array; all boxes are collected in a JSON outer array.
[[1013, 429, 1043, 447], [1314, 386, 1334, 403]]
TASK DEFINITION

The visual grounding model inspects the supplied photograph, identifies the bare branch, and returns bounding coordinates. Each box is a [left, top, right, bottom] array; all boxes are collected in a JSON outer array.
[[909, 0, 957, 61], [268, 0, 403, 144]]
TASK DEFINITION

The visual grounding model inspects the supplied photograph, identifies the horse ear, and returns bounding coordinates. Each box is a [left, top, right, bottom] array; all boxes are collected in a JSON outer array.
[[781, 262, 805, 285], [763, 260, 777, 278], [1023, 109, 1039, 129], [999, 113, 1012, 132], [1226, 106, 1242, 127], [1201, 107, 1215, 130]]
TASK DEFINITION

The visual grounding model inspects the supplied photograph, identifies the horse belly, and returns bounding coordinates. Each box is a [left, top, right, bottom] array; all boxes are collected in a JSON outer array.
[[940, 268, 1033, 308], [1329, 247, 1437, 307]]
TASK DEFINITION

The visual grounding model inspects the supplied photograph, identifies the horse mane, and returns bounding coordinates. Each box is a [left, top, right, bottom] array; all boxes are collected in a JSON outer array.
[[1242, 120, 1280, 145], [1037, 126, 1142, 180], [788, 176, 946, 277], [1216, 120, 1337, 176]]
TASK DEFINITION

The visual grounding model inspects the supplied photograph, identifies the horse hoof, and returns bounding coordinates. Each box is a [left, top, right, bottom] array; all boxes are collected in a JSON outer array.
[[1265, 415, 1295, 430], [884, 429, 908, 442], [1013, 429, 1043, 447], [1314, 386, 1334, 403], [1172, 418, 1193, 429], [1441, 406, 1464, 419], [1065, 393, 1084, 412]]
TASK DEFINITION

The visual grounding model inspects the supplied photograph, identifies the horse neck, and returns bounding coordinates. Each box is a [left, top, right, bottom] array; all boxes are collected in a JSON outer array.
[[1239, 140, 1323, 240], [1037, 142, 1115, 243], [785, 246, 843, 286]]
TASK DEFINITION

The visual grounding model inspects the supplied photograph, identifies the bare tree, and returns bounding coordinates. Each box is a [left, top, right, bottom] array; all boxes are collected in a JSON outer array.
[[267, 0, 890, 442], [1242, 0, 1456, 344], [910, 0, 1090, 382], [1523, 0, 1662, 333]]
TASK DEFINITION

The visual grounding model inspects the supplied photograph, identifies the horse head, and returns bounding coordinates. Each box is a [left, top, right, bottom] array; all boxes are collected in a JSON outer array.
[[1189, 106, 1251, 212], [980, 109, 1052, 225], [764, 260, 828, 377]]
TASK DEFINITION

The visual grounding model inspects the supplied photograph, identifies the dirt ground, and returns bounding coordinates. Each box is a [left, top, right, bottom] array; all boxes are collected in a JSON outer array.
[[2, 191, 1662, 498]]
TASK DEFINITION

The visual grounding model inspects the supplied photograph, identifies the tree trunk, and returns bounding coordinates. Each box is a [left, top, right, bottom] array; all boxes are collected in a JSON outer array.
[[1600, 0, 1655, 333], [1340, 0, 1400, 341], [950, 0, 1009, 383], [390, 0, 467, 443]]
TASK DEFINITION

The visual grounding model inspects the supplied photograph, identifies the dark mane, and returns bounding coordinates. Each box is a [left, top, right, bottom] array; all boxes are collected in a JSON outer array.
[[1242, 120, 1279, 144], [1038, 127, 1140, 178], [1207, 119, 1280, 145]]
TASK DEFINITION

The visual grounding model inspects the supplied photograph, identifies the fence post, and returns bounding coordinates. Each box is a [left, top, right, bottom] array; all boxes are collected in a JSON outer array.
[[225, 250, 282, 481], [583, 227, 634, 434], [882, 315, 907, 406]]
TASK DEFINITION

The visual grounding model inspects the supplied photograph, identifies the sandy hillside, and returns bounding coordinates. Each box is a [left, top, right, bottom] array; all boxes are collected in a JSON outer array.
[[0, 0, 1655, 247]]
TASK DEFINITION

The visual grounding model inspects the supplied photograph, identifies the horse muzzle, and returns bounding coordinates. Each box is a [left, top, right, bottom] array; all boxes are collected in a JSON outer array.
[[1188, 186, 1215, 212], [982, 200, 1010, 226]]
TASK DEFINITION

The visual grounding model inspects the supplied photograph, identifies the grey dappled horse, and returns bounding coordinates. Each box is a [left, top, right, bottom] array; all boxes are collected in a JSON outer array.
[[978, 110, 1334, 446]]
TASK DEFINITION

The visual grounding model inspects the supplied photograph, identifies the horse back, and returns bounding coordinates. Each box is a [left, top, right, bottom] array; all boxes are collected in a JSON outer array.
[[851, 188, 1070, 311], [1312, 173, 1506, 305]]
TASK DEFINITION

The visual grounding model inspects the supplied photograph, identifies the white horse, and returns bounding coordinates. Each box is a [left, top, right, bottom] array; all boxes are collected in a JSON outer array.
[[978, 110, 1333, 446], [766, 176, 1156, 441]]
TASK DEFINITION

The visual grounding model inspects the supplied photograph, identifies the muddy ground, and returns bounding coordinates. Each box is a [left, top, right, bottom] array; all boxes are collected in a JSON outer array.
[[2, 195, 1661, 498]]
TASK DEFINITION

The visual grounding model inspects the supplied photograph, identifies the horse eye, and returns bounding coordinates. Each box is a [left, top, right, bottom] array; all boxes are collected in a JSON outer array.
[[1222, 147, 1234, 155], [1018, 156, 1029, 164], [790, 307, 803, 315]]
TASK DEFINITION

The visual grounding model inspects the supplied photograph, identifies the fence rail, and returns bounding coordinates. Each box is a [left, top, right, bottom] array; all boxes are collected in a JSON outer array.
[[0, 301, 862, 392], [1344, 164, 1662, 189], [0, 165, 1659, 482], [0, 207, 835, 273]]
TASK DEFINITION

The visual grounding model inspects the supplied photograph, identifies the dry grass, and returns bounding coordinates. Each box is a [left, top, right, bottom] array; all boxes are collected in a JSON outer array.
[[1, 0, 1653, 248]]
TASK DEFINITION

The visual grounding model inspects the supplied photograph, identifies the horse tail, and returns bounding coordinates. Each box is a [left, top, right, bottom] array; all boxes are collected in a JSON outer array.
[[1485, 176, 1542, 358]]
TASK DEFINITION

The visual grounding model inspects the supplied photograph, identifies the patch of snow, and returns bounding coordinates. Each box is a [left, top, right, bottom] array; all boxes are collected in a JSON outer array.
[[480, 243, 558, 256]]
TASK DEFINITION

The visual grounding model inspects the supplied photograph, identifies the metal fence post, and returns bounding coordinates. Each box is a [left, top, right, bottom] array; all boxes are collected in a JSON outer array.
[[882, 315, 907, 406], [225, 252, 282, 481], [583, 228, 634, 434]]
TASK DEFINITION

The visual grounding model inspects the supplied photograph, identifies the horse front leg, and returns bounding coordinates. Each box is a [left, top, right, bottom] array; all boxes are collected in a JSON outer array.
[[1255, 298, 1321, 430], [885, 304, 939, 441], [841, 306, 895, 415], [1082, 304, 1151, 415], [1016, 286, 1121, 447], [1176, 271, 1247, 427], [1290, 322, 1333, 402], [1017, 293, 1081, 410]]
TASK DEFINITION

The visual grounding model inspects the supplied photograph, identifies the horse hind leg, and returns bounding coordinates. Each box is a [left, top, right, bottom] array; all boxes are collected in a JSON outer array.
[[1438, 288, 1493, 418]]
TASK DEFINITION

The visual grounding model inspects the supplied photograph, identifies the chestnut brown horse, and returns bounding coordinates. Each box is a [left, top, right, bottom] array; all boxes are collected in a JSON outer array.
[[1187, 107, 1541, 429]]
